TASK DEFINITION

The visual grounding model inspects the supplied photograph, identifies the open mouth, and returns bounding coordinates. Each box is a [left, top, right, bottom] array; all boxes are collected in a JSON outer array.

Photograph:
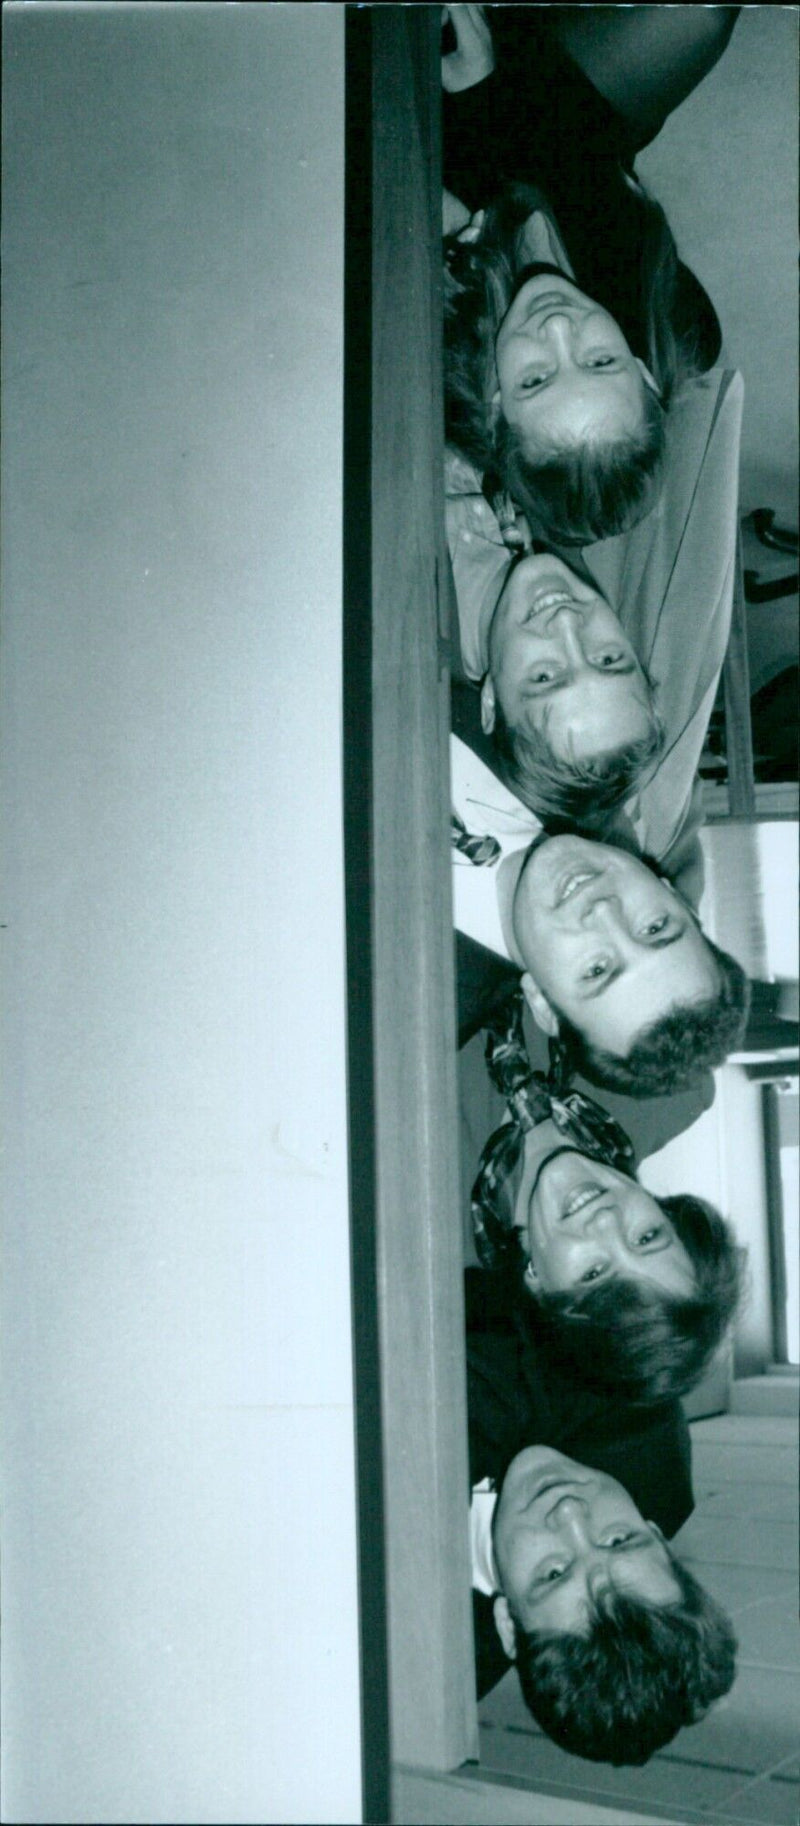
[[526, 586, 575, 617], [555, 868, 598, 907], [558, 1184, 608, 1224]]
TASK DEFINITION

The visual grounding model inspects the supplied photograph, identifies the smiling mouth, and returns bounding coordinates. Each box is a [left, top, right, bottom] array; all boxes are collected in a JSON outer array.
[[559, 1183, 604, 1221], [526, 586, 576, 617], [555, 868, 599, 906]]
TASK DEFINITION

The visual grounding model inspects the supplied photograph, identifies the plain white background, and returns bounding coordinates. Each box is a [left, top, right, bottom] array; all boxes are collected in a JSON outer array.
[[2, 6, 361, 1821]]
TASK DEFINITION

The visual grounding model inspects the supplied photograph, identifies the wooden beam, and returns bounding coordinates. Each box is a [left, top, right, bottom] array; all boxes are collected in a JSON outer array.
[[370, 3, 478, 1774], [721, 529, 757, 818]]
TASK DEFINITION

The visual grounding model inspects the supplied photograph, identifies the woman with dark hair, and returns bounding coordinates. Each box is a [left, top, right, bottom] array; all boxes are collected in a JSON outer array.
[[441, 5, 739, 545], [471, 992, 745, 1406]]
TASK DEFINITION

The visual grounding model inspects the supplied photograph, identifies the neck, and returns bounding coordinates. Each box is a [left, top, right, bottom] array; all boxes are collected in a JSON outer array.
[[496, 848, 528, 967]]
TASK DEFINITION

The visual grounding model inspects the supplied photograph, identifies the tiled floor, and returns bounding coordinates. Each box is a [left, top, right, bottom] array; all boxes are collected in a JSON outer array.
[[478, 1411, 800, 1825]]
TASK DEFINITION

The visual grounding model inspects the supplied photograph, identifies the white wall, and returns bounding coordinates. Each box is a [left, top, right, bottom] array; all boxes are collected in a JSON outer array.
[[2, 6, 361, 1822]]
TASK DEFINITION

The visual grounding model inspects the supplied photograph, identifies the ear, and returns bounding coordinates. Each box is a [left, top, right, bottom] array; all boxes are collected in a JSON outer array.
[[521, 971, 559, 1039], [480, 673, 497, 735], [647, 1522, 666, 1545], [635, 357, 661, 399], [493, 1594, 518, 1661], [523, 1257, 540, 1291]]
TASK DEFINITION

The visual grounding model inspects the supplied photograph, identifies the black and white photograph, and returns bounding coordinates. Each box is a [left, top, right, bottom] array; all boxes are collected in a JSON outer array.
[[2, 6, 798, 1824]]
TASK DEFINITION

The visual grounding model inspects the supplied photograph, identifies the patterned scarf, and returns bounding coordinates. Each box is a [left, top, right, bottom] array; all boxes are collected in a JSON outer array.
[[471, 990, 636, 1270]]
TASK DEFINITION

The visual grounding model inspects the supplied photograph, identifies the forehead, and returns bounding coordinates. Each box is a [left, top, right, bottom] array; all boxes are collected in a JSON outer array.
[[523, 370, 645, 445], [577, 933, 720, 1055]]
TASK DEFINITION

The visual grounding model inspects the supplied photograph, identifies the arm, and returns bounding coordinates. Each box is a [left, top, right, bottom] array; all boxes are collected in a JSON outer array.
[[547, 7, 741, 149]]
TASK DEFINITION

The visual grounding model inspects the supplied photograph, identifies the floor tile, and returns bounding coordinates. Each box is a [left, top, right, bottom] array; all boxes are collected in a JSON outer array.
[[715, 1766, 800, 1824], [670, 1516, 798, 1570], [665, 1562, 795, 1621], [727, 1596, 800, 1669], [480, 1657, 800, 1781], [690, 1418, 798, 1449], [478, 1723, 745, 1815], [684, 1446, 798, 1487], [689, 1483, 798, 1521], [656, 1666, 800, 1773]]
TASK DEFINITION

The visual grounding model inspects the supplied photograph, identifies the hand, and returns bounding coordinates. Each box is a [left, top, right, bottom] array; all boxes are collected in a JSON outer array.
[[443, 188, 472, 237], [441, 4, 494, 94]]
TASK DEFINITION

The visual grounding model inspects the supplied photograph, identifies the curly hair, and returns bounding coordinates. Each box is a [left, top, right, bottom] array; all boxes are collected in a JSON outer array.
[[444, 181, 702, 544], [530, 1194, 745, 1405], [513, 1557, 737, 1766], [554, 938, 751, 1097], [490, 694, 665, 830]]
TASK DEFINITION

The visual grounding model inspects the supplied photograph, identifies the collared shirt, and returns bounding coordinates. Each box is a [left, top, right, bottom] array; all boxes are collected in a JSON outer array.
[[471, 1478, 500, 1596], [451, 732, 540, 960], [447, 366, 743, 936]]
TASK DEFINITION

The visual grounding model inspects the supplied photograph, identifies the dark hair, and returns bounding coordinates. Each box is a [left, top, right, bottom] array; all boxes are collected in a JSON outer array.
[[493, 385, 666, 547], [490, 693, 665, 830], [513, 1557, 737, 1766], [444, 182, 700, 544], [531, 1194, 744, 1404], [553, 938, 751, 1098]]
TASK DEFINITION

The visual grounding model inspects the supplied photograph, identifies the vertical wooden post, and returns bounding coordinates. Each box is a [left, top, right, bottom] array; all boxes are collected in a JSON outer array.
[[370, 3, 478, 1774]]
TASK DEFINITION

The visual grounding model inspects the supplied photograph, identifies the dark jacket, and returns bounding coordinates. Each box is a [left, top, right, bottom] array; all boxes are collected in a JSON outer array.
[[443, 13, 721, 371], [466, 1265, 694, 1697]]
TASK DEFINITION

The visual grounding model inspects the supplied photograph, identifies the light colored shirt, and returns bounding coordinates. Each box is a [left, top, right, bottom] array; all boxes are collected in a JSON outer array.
[[452, 731, 539, 960], [447, 367, 744, 929], [471, 1478, 500, 1596]]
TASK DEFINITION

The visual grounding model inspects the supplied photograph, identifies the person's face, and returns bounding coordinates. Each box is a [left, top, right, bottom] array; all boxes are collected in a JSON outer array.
[[493, 1446, 681, 1639], [494, 272, 653, 452], [481, 552, 653, 762], [517, 1143, 695, 1298], [513, 835, 721, 1057]]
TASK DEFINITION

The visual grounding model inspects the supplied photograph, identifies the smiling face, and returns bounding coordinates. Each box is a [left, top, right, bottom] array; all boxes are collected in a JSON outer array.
[[494, 272, 653, 454], [493, 1447, 681, 1639], [515, 1143, 695, 1298], [512, 836, 721, 1058], [482, 552, 654, 763]]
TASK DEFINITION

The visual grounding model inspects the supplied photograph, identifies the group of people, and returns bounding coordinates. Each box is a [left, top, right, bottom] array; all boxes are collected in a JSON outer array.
[[440, 5, 751, 1768]]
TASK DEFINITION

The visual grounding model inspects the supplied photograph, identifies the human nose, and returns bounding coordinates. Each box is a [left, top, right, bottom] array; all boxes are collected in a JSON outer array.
[[540, 607, 587, 651], [578, 889, 624, 930], [545, 1494, 591, 1541], [538, 312, 577, 357], [577, 1201, 620, 1241]]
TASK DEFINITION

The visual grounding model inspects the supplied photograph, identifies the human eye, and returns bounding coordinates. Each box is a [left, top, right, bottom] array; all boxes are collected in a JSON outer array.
[[534, 1561, 568, 1588], [636, 1225, 666, 1248], [580, 1264, 605, 1284], [594, 649, 626, 670], [519, 371, 548, 393], [640, 912, 681, 939], [582, 957, 610, 982], [603, 1527, 638, 1546], [585, 354, 616, 370]]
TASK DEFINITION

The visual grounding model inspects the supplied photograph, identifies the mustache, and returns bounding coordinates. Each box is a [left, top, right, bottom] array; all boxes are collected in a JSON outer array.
[[509, 262, 577, 306]]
